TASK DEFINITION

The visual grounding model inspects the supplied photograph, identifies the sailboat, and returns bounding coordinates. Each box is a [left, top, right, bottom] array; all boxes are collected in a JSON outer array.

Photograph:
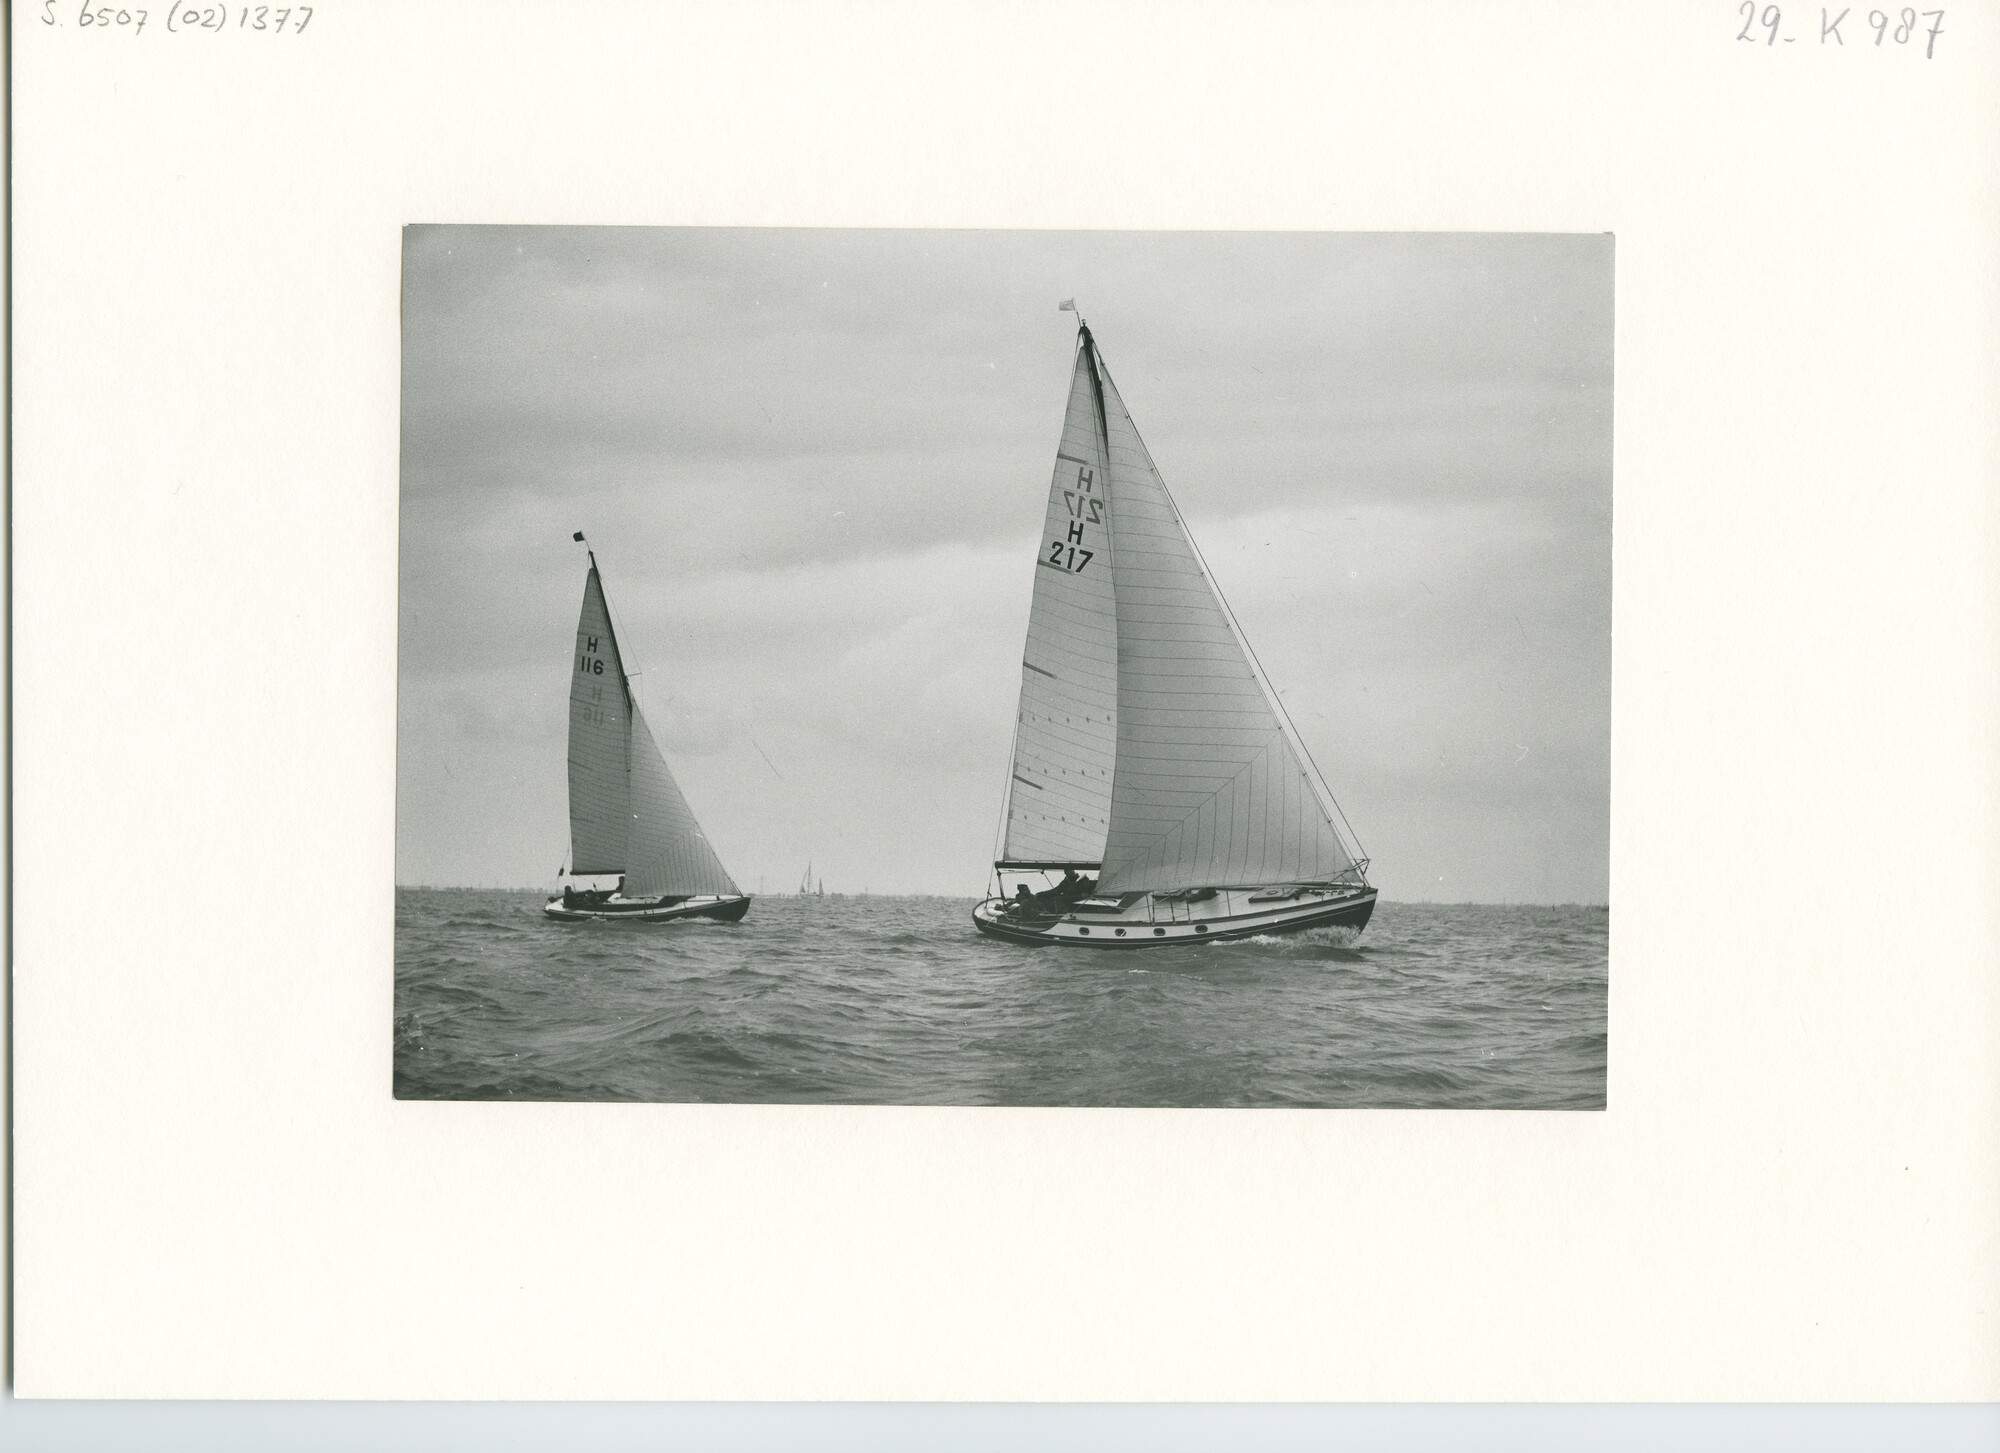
[[544, 534, 752, 924], [972, 313, 1377, 948]]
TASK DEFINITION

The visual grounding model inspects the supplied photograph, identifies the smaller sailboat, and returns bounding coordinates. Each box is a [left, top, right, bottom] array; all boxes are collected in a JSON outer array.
[[545, 534, 752, 924]]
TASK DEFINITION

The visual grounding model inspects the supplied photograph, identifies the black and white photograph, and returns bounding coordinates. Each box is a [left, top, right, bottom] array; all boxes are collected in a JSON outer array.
[[18, 0, 1996, 1424], [395, 228, 1612, 1107]]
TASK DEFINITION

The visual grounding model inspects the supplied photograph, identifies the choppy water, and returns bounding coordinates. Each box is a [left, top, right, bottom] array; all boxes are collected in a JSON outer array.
[[394, 891, 1606, 1108]]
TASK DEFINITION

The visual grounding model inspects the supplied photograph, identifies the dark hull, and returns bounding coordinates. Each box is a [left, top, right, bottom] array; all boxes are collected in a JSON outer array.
[[543, 894, 753, 924], [972, 888, 1376, 949]]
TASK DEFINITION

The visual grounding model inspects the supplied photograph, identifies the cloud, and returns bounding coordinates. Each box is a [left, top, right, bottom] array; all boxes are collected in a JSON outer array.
[[396, 229, 1612, 899]]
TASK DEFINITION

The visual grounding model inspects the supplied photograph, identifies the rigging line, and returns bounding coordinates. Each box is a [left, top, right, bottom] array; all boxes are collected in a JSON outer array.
[[989, 692, 1027, 895], [1093, 348, 1368, 864], [746, 734, 785, 783]]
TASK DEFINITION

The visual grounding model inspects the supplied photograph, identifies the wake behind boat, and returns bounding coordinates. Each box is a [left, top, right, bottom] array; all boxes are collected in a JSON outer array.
[[545, 534, 752, 925], [973, 312, 1376, 949]]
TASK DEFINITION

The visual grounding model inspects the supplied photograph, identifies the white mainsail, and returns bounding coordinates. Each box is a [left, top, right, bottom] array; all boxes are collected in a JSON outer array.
[[996, 339, 1118, 867], [564, 558, 738, 896], [567, 566, 632, 874], [1091, 340, 1357, 895]]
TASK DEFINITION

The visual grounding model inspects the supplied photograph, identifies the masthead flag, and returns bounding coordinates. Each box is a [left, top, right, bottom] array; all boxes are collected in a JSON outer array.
[[1058, 299, 1076, 312]]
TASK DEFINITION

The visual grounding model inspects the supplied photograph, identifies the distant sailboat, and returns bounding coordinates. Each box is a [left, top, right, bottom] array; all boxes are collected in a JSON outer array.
[[544, 535, 752, 924], [972, 315, 1376, 948]]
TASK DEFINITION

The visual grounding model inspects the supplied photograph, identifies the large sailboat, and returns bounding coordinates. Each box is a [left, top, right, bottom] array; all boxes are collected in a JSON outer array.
[[972, 313, 1376, 949], [544, 535, 752, 924]]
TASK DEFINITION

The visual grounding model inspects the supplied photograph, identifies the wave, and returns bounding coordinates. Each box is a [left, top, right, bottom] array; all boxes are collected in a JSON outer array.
[[394, 892, 1607, 1108]]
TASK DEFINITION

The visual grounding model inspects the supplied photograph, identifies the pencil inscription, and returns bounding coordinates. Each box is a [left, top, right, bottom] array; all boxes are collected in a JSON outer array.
[[1736, 4, 1945, 55], [44, 1, 314, 33]]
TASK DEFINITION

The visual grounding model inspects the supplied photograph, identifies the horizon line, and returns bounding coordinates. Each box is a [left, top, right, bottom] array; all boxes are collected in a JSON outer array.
[[393, 883, 1610, 909]]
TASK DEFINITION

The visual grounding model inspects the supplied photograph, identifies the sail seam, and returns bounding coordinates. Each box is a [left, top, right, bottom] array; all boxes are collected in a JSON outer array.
[[1104, 734, 1278, 885]]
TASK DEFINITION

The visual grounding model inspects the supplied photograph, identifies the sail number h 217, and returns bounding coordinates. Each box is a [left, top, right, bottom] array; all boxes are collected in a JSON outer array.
[[1047, 464, 1100, 574]]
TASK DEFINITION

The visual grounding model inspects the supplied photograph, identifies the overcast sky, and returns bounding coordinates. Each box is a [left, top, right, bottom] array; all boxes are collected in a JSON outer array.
[[397, 228, 1611, 901]]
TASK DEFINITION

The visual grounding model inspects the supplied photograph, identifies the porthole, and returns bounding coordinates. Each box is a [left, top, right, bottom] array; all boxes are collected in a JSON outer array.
[[1194, 924, 1208, 934], [1078, 927, 1090, 935], [1153, 927, 1166, 936], [1115, 928, 1126, 936]]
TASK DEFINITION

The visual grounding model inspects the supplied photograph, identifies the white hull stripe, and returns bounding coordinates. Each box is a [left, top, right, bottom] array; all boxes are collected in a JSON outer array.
[[972, 890, 1375, 946]]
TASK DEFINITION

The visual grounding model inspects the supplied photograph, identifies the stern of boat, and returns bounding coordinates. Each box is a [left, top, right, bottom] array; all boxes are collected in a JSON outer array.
[[701, 895, 752, 923]]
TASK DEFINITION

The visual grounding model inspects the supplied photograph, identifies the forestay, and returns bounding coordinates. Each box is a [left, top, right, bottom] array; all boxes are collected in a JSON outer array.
[[1094, 353, 1356, 894], [997, 339, 1118, 867]]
